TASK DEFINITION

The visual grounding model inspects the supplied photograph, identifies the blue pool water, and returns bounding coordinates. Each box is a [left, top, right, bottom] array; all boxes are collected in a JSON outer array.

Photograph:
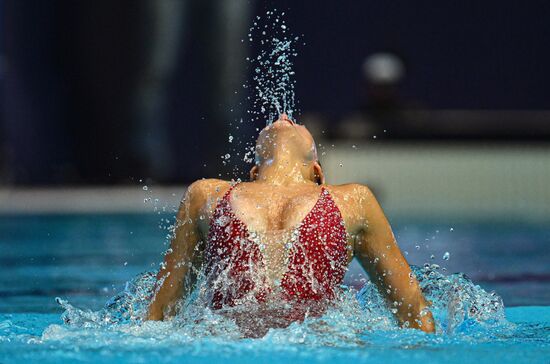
[[1, 214, 549, 363]]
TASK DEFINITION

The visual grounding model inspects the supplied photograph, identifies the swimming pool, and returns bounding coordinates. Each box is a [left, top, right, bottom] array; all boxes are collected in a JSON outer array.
[[1, 214, 549, 363]]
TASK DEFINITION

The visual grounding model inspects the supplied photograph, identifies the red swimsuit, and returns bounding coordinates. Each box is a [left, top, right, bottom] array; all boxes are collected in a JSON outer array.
[[205, 183, 348, 311]]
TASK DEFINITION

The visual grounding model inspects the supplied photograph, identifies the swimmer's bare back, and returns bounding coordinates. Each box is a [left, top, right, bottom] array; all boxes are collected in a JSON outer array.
[[146, 178, 435, 333], [147, 115, 434, 333]]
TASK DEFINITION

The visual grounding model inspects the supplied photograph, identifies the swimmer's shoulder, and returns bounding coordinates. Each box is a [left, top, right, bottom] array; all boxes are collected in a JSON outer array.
[[324, 183, 377, 213], [324, 183, 377, 232], [186, 178, 232, 202], [324, 183, 375, 200], [180, 179, 232, 224]]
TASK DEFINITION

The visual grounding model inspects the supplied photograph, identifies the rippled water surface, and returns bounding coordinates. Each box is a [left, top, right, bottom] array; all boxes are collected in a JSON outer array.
[[1, 214, 549, 363]]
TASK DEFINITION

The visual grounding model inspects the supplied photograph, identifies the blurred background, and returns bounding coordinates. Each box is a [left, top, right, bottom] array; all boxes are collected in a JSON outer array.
[[0, 1, 549, 310], [1, 1, 548, 178], [2, 0, 550, 221], [1, 0, 550, 215]]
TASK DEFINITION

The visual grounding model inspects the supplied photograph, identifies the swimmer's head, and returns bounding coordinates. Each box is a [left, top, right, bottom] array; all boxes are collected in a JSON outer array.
[[251, 114, 324, 184]]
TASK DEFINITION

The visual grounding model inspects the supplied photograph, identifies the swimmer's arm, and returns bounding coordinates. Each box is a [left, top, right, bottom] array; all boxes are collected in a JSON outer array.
[[146, 182, 204, 321], [353, 185, 435, 333]]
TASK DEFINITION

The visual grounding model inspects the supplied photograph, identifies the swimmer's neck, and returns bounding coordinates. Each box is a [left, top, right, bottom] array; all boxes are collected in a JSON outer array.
[[255, 160, 316, 186]]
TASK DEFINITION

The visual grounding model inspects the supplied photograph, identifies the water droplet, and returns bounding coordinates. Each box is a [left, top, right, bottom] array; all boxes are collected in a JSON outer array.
[[443, 252, 450, 260], [142, 186, 148, 191]]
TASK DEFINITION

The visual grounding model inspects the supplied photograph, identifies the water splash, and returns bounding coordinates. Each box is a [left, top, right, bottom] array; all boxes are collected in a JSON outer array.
[[246, 10, 300, 124], [56, 271, 157, 327], [357, 265, 507, 335], [54, 264, 509, 343]]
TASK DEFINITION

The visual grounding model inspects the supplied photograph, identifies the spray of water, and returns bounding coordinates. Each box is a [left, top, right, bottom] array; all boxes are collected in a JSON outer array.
[[55, 262, 508, 343], [245, 10, 300, 124], [50, 8, 510, 348]]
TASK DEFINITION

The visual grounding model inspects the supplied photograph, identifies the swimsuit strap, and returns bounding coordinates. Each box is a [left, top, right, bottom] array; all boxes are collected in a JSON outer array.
[[318, 185, 332, 203], [222, 181, 241, 200]]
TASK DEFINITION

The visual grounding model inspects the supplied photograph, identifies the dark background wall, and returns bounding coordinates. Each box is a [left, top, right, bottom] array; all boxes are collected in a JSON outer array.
[[283, 0, 550, 112], [1, 0, 549, 185]]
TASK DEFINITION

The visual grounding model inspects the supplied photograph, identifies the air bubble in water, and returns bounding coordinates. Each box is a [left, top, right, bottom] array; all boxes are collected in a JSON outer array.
[[443, 252, 450, 260], [142, 186, 148, 191]]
